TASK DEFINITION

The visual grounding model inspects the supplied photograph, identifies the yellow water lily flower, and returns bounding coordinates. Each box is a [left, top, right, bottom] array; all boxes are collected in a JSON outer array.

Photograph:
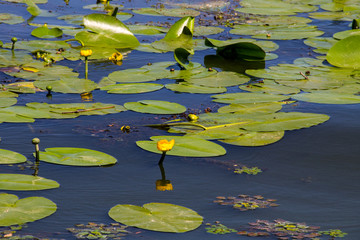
[[109, 52, 123, 62], [157, 139, 175, 152], [155, 179, 173, 191], [80, 49, 92, 57]]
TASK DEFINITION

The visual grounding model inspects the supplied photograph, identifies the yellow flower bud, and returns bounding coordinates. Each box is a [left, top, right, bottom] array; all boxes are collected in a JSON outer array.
[[157, 139, 175, 152], [80, 49, 92, 57]]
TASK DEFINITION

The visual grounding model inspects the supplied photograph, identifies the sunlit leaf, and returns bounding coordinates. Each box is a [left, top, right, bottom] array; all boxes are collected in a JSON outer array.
[[212, 92, 289, 104], [333, 29, 360, 40], [133, 8, 200, 17], [219, 131, 285, 146], [124, 100, 186, 114], [136, 135, 226, 157], [293, 91, 360, 104], [185, 71, 250, 88], [0, 174, 59, 191], [109, 203, 203, 233], [0, 98, 17, 108], [217, 102, 284, 114], [31, 25, 63, 38], [327, 35, 360, 69], [39, 147, 117, 166], [0, 149, 27, 164], [165, 82, 226, 94], [239, 80, 300, 94], [34, 78, 98, 94], [101, 83, 163, 94], [0, 193, 57, 226], [193, 26, 224, 36]]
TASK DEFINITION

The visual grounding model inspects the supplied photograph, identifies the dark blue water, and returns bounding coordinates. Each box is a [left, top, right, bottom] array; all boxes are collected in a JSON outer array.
[[0, 0, 359, 239]]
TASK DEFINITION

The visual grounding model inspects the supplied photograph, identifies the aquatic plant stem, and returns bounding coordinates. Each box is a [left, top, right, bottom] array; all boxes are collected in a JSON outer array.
[[85, 56, 89, 79], [158, 152, 166, 165]]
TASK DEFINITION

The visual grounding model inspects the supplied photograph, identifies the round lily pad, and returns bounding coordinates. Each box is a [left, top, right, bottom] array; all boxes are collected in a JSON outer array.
[[0, 13, 24, 25], [31, 26, 63, 38], [327, 35, 360, 69], [0, 174, 59, 191], [0, 149, 27, 164], [39, 147, 117, 166], [0, 193, 57, 226], [108, 202, 203, 233], [124, 100, 186, 114], [136, 135, 226, 157]]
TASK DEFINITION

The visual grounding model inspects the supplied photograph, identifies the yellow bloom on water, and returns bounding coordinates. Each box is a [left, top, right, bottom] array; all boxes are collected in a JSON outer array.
[[80, 49, 92, 57], [155, 180, 173, 191], [157, 139, 175, 152], [109, 52, 123, 62]]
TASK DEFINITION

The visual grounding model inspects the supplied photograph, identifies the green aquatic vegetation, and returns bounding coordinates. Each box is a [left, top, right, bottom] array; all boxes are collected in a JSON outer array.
[[0, 174, 59, 191], [319, 229, 348, 238], [31, 25, 63, 39], [0, 13, 24, 25], [124, 100, 187, 114], [205, 222, 237, 234], [101, 83, 164, 94], [0, 149, 27, 164], [234, 166, 262, 175], [108, 203, 203, 233], [132, 7, 200, 17], [327, 35, 360, 69], [67, 222, 130, 240], [0, 193, 57, 226], [214, 195, 278, 211]]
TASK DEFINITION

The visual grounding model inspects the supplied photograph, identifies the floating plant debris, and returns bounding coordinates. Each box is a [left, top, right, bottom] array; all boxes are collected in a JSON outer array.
[[214, 195, 278, 211], [67, 222, 131, 239], [205, 221, 237, 235], [234, 166, 262, 175]]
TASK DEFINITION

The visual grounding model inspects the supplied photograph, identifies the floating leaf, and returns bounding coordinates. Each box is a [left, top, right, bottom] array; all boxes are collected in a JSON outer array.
[[34, 78, 98, 94], [219, 131, 284, 146], [333, 29, 360, 40], [217, 102, 284, 114], [193, 26, 224, 36], [174, 47, 194, 69], [327, 35, 360, 69], [0, 193, 57, 226], [101, 83, 163, 94], [133, 8, 200, 17], [39, 147, 117, 166], [293, 91, 360, 104], [165, 82, 226, 94], [0, 98, 17, 108], [124, 100, 186, 114], [0, 111, 34, 123], [212, 92, 289, 104], [0, 174, 59, 191], [0, 13, 24, 25], [31, 25, 63, 38], [0, 149, 27, 164], [128, 25, 167, 35], [239, 80, 300, 95], [109, 203, 203, 233], [75, 13, 139, 49], [185, 71, 250, 88], [136, 135, 226, 157]]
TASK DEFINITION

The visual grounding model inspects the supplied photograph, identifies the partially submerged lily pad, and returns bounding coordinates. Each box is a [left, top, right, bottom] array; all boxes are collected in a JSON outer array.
[[0, 193, 57, 226], [0, 174, 59, 191], [39, 147, 117, 166], [108, 203, 203, 233]]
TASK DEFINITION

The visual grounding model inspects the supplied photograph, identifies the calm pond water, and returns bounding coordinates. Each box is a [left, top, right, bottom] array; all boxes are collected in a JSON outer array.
[[0, 0, 359, 239]]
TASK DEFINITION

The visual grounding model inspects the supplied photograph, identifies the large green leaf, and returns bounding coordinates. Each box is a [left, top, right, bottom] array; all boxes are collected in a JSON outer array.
[[327, 35, 360, 69], [217, 102, 284, 114], [219, 130, 285, 147], [0, 193, 56, 226], [185, 71, 250, 88], [39, 147, 117, 166], [0, 149, 27, 164], [108, 203, 203, 233], [165, 82, 226, 94], [136, 135, 226, 157], [0, 98, 17, 108], [0, 174, 59, 191], [293, 91, 360, 104], [124, 100, 186, 114], [34, 78, 98, 94], [31, 26, 63, 39], [205, 38, 265, 60], [75, 13, 139, 49]]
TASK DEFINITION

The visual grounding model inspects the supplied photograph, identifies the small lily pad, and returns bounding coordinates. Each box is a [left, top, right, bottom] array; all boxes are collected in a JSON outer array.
[[0, 193, 57, 226], [136, 135, 226, 157], [39, 147, 117, 166], [109, 203, 203, 233], [0, 149, 27, 164], [31, 26, 63, 38], [0, 13, 24, 25], [124, 100, 186, 114], [0, 174, 59, 191]]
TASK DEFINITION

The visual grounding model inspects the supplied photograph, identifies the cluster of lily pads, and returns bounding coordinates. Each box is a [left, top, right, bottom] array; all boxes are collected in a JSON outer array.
[[0, 0, 357, 238], [214, 194, 279, 211]]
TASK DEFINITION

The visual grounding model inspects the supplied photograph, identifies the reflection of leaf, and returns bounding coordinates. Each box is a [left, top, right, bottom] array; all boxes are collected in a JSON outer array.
[[0, 174, 59, 191], [75, 13, 139, 49], [109, 203, 203, 233], [39, 147, 117, 166]]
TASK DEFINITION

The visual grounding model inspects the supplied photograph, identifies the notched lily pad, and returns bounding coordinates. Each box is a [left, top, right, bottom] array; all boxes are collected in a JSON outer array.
[[108, 202, 203, 233]]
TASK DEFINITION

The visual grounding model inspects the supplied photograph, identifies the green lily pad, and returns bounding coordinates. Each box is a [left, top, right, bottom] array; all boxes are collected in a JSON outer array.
[[0, 174, 59, 191], [128, 25, 168, 35], [239, 80, 300, 95], [0, 149, 27, 164], [101, 83, 163, 94], [292, 91, 360, 104], [0, 91, 18, 98], [136, 135, 226, 157], [212, 92, 289, 104], [108, 203, 203, 233], [34, 78, 98, 94], [219, 130, 285, 147], [309, 11, 356, 21], [124, 100, 186, 114], [0, 13, 24, 25], [31, 26, 63, 38], [303, 37, 338, 54], [327, 35, 360, 69], [0, 98, 17, 108], [0, 193, 57, 226], [165, 82, 226, 94], [174, 47, 194, 69], [242, 112, 330, 131], [193, 26, 224, 36], [333, 29, 360, 40], [75, 13, 139, 49], [0, 112, 34, 123], [185, 71, 250, 88], [133, 8, 200, 17], [217, 102, 284, 114], [39, 147, 117, 166]]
